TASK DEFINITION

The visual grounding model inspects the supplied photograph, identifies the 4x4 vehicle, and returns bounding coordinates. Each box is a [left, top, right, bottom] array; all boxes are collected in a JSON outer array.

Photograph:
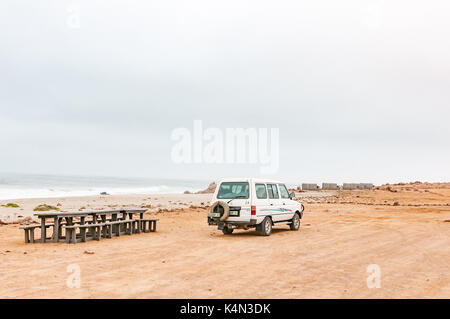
[[208, 178, 305, 236]]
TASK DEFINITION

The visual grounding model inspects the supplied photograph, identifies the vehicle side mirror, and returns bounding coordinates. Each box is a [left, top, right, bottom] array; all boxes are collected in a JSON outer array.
[[289, 192, 295, 199]]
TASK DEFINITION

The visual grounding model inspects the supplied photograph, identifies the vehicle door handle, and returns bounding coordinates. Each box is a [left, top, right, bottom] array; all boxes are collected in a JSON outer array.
[[270, 203, 273, 206]]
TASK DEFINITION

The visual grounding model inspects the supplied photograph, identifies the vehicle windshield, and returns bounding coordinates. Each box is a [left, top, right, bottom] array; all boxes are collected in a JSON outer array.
[[217, 182, 249, 199]]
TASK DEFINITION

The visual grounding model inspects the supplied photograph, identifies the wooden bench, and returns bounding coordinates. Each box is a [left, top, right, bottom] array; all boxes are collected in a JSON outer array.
[[64, 223, 108, 244], [107, 220, 135, 238], [20, 221, 89, 243], [106, 219, 157, 235], [63, 220, 136, 243], [139, 219, 158, 233], [22, 218, 157, 244], [20, 224, 60, 243]]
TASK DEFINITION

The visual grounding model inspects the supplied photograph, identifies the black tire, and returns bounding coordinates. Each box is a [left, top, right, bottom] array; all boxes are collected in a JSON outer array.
[[290, 213, 300, 231], [222, 227, 234, 235], [258, 217, 272, 236], [210, 201, 230, 221]]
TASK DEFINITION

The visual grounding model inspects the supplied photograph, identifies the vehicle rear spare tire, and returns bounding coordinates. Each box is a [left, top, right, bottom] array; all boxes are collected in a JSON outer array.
[[210, 201, 230, 221]]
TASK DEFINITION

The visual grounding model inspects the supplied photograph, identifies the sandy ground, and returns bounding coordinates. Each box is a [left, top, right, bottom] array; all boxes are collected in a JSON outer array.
[[0, 183, 449, 298]]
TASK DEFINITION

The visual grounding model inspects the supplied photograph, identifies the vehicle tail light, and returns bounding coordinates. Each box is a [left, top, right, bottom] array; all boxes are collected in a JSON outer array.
[[251, 205, 256, 215]]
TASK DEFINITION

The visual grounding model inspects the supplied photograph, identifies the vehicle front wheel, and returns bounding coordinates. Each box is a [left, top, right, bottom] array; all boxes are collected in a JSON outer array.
[[290, 213, 300, 231], [258, 217, 272, 236], [222, 227, 234, 235]]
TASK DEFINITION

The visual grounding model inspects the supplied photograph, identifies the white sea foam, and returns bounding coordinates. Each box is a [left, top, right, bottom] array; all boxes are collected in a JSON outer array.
[[0, 186, 194, 200], [0, 173, 206, 200]]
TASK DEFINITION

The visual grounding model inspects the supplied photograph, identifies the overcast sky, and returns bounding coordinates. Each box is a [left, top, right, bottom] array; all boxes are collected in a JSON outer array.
[[0, 0, 449, 185]]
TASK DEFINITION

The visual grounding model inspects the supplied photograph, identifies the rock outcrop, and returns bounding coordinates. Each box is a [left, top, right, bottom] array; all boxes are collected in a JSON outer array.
[[196, 182, 217, 194]]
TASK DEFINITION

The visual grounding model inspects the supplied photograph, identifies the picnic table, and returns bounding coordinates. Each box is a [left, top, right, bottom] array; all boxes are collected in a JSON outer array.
[[21, 209, 157, 244]]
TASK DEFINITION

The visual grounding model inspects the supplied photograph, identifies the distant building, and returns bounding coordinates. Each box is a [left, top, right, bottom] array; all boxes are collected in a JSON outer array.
[[302, 183, 319, 190], [343, 183, 374, 190], [322, 183, 338, 190], [343, 183, 359, 190]]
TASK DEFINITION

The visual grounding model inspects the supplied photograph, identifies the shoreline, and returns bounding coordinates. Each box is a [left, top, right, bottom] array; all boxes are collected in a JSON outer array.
[[0, 193, 213, 224], [0, 172, 213, 201]]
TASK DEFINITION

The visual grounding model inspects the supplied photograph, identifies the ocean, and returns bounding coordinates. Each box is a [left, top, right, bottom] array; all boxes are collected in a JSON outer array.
[[0, 173, 208, 200]]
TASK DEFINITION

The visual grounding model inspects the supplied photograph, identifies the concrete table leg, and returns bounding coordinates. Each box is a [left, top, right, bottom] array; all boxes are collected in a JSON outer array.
[[71, 228, 77, 244], [111, 213, 117, 236], [41, 217, 46, 243], [53, 217, 59, 243], [80, 217, 86, 242], [66, 229, 72, 244]]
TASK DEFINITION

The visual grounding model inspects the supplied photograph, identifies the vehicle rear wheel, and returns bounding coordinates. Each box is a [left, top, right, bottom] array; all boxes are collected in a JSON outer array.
[[222, 227, 234, 235], [290, 213, 300, 231], [258, 217, 272, 236]]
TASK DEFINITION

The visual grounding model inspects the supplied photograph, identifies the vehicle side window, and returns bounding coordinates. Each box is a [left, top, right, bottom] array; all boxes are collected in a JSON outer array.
[[255, 184, 267, 199], [267, 184, 275, 199], [268, 184, 279, 199], [278, 184, 289, 199]]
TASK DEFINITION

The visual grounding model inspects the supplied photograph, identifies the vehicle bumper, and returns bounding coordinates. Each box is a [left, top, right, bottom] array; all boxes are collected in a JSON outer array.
[[208, 217, 257, 226]]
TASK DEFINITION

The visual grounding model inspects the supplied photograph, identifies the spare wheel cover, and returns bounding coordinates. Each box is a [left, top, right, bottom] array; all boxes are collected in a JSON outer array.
[[210, 201, 230, 221]]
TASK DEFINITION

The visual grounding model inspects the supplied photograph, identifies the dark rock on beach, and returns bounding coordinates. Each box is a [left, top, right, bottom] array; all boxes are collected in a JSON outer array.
[[196, 182, 217, 194]]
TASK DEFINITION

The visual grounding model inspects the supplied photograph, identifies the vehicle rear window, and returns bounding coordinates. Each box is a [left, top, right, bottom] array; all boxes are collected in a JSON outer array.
[[217, 182, 249, 199], [255, 184, 267, 199], [267, 184, 279, 199], [278, 184, 289, 199]]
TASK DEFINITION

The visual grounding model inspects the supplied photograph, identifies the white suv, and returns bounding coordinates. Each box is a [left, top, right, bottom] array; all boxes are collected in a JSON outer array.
[[208, 178, 305, 236]]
